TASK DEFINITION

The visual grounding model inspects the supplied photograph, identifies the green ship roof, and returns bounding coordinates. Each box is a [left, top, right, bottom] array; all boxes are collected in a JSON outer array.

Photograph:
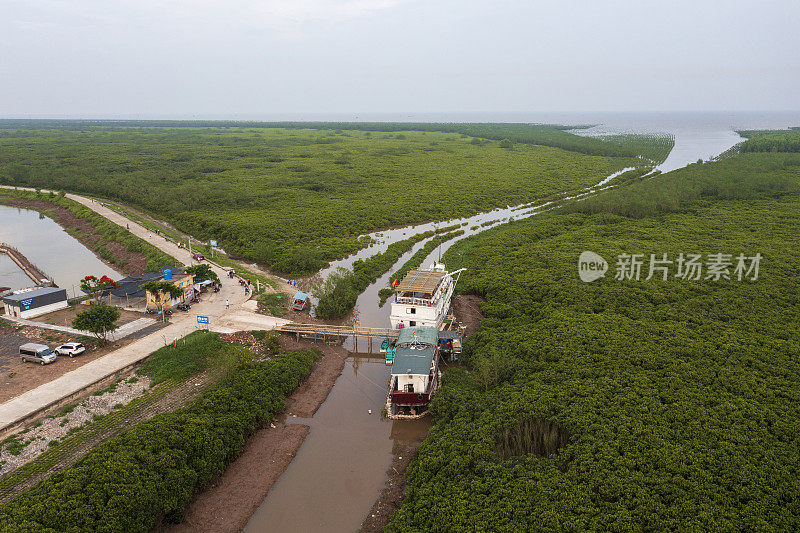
[[391, 345, 436, 376], [397, 326, 438, 346]]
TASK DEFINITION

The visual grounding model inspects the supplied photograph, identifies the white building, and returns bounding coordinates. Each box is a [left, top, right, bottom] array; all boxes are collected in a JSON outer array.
[[2, 286, 68, 319]]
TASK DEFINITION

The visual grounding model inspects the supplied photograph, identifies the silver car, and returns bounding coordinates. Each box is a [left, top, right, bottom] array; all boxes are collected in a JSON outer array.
[[20, 343, 57, 365]]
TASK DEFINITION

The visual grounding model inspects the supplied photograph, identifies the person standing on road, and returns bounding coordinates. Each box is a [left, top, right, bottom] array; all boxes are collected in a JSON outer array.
[[225, 299, 229, 310]]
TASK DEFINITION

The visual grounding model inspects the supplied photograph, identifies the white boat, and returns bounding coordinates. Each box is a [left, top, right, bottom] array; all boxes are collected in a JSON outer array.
[[389, 262, 465, 330], [385, 326, 440, 419]]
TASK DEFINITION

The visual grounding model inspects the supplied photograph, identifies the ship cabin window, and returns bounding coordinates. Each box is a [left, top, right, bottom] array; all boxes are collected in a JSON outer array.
[[404, 383, 414, 393], [408, 308, 416, 314], [409, 321, 416, 327]]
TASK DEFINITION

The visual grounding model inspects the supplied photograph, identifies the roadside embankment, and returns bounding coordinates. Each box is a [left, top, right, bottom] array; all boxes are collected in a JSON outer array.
[[0, 340, 319, 532]]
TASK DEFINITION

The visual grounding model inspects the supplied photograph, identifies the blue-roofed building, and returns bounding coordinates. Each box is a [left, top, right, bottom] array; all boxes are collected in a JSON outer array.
[[2, 286, 67, 319], [292, 292, 308, 311]]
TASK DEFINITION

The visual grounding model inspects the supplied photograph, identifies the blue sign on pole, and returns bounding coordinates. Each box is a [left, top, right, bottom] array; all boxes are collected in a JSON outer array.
[[196, 315, 210, 325], [210, 240, 218, 247]]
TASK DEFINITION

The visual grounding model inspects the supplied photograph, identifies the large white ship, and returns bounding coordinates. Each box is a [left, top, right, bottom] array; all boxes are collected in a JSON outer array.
[[389, 262, 464, 330]]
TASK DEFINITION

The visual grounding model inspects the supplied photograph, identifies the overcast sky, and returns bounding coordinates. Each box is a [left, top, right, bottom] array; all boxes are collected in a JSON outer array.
[[1, 0, 799, 117]]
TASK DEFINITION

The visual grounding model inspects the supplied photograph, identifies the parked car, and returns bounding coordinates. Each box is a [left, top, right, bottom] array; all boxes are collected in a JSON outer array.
[[20, 343, 57, 365], [192, 252, 205, 261], [54, 342, 86, 358]]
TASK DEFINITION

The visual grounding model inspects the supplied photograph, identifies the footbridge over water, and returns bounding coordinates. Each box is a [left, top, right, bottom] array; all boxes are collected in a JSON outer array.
[[275, 322, 399, 352]]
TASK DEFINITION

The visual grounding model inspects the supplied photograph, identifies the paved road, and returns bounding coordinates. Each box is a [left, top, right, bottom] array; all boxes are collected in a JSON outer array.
[[0, 186, 282, 431]]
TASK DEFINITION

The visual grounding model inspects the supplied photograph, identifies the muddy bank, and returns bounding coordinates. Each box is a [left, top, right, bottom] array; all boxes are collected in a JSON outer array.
[[359, 430, 428, 533], [452, 294, 485, 338], [0, 196, 149, 276], [161, 334, 348, 532], [279, 336, 349, 418], [162, 424, 309, 533]]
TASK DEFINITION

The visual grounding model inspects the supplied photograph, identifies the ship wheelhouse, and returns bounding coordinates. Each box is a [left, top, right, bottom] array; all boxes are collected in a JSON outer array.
[[389, 266, 454, 329]]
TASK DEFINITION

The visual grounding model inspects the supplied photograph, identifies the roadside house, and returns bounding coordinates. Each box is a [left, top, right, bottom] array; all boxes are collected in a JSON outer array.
[[144, 268, 194, 311]]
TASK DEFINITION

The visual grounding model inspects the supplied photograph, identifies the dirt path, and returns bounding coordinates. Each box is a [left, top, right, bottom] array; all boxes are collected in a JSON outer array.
[[161, 334, 348, 532]]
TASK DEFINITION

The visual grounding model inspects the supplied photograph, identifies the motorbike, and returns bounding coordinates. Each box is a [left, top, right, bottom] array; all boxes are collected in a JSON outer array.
[[176, 303, 191, 311]]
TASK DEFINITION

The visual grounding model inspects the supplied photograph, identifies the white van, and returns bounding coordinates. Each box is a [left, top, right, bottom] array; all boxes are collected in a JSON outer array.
[[20, 343, 57, 365]]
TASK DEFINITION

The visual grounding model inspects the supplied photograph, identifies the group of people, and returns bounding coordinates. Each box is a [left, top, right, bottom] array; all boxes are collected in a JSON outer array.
[[227, 269, 253, 294]]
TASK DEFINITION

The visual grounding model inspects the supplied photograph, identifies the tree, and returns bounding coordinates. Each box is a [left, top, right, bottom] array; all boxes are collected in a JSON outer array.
[[184, 264, 220, 285], [313, 267, 358, 320], [80, 275, 117, 303], [142, 281, 184, 320], [72, 305, 120, 344]]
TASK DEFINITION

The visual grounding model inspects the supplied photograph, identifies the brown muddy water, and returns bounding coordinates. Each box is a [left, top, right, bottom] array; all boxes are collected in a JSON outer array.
[[245, 353, 429, 532]]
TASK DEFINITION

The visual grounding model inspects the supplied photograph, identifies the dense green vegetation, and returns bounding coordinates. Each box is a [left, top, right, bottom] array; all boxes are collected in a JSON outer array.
[[0, 120, 675, 160], [0, 123, 669, 276], [738, 127, 800, 153], [0, 335, 318, 532], [314, 230, 435, 319], [0, 188, 178, 273], [388, 151, 800, 531]]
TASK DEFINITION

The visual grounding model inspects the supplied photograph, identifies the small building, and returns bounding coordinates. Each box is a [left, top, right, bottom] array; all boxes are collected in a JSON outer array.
[[291, 292, 308, 311], [3, 286, 68, 319], [144, 268, 195, 311]]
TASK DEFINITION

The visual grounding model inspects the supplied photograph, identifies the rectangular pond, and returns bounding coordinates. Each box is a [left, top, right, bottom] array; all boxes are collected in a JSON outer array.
[[0, 204, 121, 296]]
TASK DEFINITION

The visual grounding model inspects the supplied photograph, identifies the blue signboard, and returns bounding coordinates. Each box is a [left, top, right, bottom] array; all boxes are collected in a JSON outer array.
[[196, 315, 210, 325], [210, 240, 218, 247]]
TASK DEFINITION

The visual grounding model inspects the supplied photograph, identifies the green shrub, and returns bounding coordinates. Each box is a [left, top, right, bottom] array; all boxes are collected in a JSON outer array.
[[0, 348, 319, 532], [137, 331, 247, 384], [256, 292, 287, 317]]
